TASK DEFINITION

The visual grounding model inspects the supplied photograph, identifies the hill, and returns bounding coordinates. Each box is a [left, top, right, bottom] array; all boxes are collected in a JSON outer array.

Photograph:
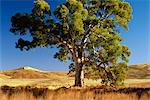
[[0, 73, 11, 80], [0, 63, 150, 79], [127, 63, 150, 79], [0, 66, 67, 79]]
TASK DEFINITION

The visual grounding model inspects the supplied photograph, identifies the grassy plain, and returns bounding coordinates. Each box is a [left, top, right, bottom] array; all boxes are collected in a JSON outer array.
[[0, 63, 150, 89], [0, 63, 150, 100], [0, 78, 150, 89]]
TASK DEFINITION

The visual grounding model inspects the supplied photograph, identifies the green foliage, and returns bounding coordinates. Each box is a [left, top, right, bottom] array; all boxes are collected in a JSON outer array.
[[67, 63, 101, 80], [54, 4, 69, 19], [84, 65, 101, 80], [54, 46, 70, 62], [33, 0, 50, 16], [10, 0, 132, 86], [101, 63, 128, 86]]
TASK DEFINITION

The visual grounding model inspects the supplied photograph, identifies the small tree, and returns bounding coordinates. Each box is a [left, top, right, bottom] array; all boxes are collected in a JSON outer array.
[[101, 63, 128, 86], [10, 0, 132, 87]]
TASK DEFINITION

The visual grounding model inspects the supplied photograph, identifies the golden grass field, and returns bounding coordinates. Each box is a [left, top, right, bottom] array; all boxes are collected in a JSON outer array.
[[1, 84, 150, 100], [0, 63, 150, 100], [0, 78, 150, 89], [0, 63, 150, 89]]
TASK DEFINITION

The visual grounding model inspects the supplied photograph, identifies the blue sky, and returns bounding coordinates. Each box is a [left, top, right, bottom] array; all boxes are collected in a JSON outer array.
[[0, 0, 150, 71]]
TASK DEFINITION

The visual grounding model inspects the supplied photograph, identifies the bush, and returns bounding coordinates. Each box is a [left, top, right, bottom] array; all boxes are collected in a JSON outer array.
[[101, 63, 128, 86]]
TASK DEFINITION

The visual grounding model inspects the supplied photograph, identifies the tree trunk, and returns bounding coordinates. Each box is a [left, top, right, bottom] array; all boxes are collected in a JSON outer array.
[[81, 69, 84, 86], [74, 62, 84, 87]]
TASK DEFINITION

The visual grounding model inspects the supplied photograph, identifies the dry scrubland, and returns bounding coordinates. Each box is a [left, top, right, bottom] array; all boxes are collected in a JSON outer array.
[[0, 63, 150, 100]]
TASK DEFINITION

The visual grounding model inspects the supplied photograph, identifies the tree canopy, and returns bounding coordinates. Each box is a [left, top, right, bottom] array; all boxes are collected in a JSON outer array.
[[10, 0, 132, 87]]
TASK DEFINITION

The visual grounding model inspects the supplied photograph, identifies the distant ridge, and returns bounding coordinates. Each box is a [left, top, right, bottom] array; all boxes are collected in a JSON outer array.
[[0, 63, 150, 79], [16, 66, 46, 72], [0, 73, 11, 80], [128, 63, 150, 79], [0, 66, 67, 79]]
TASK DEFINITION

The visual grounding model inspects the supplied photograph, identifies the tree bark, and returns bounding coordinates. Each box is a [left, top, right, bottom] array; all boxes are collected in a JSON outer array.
[[81, 69, 84, 86], [74, 63, 82, 87], [75, 61, 84, 87]]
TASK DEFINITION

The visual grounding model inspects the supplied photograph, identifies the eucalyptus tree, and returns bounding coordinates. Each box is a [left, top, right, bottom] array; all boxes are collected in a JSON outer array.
[[10, 0, 132, 87]]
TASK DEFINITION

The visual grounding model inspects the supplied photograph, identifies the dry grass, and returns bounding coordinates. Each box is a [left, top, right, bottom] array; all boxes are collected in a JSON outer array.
[[0, 78, 150, 89], [0, 69, 67, 79], [0, 63, 150, 99], [1, 63, 150, 80], [0, 86, 150, 100], [0, 73, 11, 79], [0, 64, 150, 89], [127, 63, 150, 79], [0, 67, 150, 89]]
